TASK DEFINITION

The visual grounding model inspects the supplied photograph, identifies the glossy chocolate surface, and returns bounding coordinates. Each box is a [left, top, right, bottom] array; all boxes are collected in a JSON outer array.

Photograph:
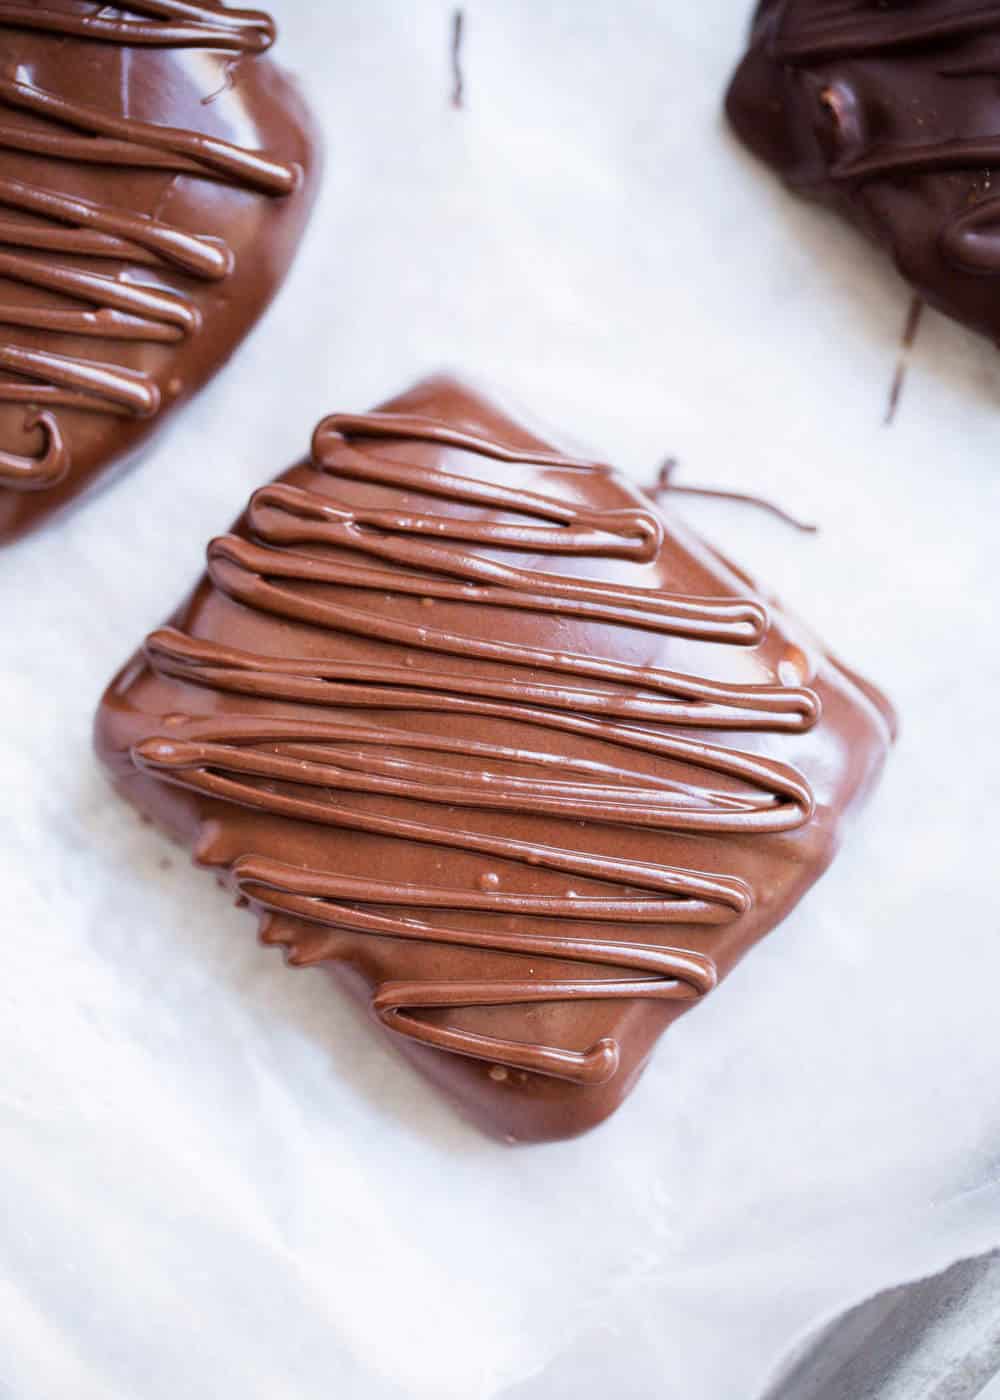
[[727, 1, 1000, 345], [95, 378, 895, 1143], [0, 0, 318, 543]]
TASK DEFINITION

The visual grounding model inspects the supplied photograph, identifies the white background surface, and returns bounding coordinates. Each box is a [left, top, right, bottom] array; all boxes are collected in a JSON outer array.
[[2, 3, 1000, 1397]]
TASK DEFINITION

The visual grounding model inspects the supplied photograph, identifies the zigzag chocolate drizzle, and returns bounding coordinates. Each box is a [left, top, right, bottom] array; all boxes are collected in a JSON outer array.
[[773, 2, 1000, 273], [0, 0, 297, 489], [132, 413, 820, 1086]]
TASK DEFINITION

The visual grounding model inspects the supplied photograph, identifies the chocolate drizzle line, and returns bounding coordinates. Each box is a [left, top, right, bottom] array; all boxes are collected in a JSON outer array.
[[450, 9, 465, 110], [650, 458, 819, 535], [0, 1, 276, 50], [774, 4, 1000, 275], [773, 6, 1000, 64], [134, 412, 820, 1086], [0, 1, 296, 490], [885, 295, 925, 427]]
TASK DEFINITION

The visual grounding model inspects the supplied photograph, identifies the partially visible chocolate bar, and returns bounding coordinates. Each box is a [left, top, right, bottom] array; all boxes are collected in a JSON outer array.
[[95, 377, 895, 1143], [0, 0, 318, 543], [727, 1, 1000, 345]]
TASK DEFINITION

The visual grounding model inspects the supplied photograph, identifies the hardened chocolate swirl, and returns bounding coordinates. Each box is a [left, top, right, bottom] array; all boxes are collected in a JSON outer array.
[[96, 379, 895, 1142], [727, 1, 1000, 346], [0, 0, 317, 540]]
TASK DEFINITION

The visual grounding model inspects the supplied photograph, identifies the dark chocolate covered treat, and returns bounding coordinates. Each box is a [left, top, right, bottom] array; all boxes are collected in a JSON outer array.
[[727, 1, 1000, 345], [0, 0, 318, 543], [95, 378, 895, 1143]]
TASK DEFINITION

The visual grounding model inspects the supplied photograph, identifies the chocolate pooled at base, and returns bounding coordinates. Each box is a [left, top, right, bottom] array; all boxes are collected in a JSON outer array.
[[95, 378, 895, 1143], [726, 1, 1000, 348], [0, 0, 319, 543]]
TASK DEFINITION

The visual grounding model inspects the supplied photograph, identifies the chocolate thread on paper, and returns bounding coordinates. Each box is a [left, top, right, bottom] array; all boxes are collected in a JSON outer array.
[[450, 9, 465, 109], [650, 459, 818, 534], [885, 296, 925, 427]]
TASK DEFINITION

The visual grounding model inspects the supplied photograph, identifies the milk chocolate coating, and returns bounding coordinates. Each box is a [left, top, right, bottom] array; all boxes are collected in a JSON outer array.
[[0, 0, 318, 543], [726, 1, 1000, 345], [95, 378, 895, 1143]]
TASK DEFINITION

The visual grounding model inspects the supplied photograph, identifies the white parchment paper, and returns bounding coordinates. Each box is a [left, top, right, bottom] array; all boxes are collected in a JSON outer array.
[[2, 4, 1000, 1396]]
